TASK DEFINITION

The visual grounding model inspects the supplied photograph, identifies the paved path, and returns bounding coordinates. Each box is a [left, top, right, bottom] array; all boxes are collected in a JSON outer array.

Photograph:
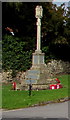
[[2, 101, 70, 120]]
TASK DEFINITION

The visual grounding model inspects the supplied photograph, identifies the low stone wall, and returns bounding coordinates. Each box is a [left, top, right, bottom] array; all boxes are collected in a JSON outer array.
[[1, 60, 70, 83], [46, 60, 70, 76], [1, 70, 25, 83], [2, 70, 12, 83]]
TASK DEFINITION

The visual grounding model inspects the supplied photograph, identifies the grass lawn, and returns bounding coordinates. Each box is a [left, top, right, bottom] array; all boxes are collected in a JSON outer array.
[[2, 74, 70, 110]]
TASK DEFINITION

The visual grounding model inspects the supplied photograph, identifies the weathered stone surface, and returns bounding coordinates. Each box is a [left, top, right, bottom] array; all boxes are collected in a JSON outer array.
[[46, 60, 70, 76], [16, 71, 25, 83], [20, 60, 70, 90], [2, 70, 12, 83], [32, 52, 45, 65], [21, 63, 57, 90], [2, 60, 70, 86], [32, 84, 49, 90]]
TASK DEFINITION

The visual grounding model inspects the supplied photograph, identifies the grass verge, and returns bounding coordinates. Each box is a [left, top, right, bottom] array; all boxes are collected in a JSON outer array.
[[2, 74, 70, 110]]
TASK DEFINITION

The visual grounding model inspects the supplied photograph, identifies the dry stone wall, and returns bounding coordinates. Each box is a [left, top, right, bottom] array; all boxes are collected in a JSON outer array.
[[46, 60, 70, 76], [2, 70, 12, 83], [1, 60, 70, 83]]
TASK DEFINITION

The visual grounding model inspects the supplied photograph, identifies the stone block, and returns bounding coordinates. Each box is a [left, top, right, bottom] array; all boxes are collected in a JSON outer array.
[[32, 52, 45, 65]]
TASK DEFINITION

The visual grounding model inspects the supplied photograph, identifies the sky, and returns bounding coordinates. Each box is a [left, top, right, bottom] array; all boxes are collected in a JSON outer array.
[[53, 0, 70, 7], [53, 0, 69, 2]]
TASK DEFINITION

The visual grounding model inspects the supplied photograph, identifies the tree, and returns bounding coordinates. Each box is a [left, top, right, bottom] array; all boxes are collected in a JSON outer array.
[[2, 2, 70, 73], [2, 35, 33, 71], [64, 3, 70, 44], [42, 3, 67, 45]]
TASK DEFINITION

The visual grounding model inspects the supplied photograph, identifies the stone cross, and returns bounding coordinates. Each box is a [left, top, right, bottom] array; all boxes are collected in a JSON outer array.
[[35, 6, 43, 53]]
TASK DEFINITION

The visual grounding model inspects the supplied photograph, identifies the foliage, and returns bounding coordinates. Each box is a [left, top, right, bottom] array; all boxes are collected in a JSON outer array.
[[2, 74, 69, 110], [2, 35, 33, 71], [42, 46, 54, 63], [64, 4, 70, 44], [2, 2, 70, 74]]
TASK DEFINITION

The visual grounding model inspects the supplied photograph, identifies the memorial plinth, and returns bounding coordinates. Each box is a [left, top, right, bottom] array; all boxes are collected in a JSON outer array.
[[22, 49, 57, 90], [22, 54, 57, 90], [32, 52, 45, 65]]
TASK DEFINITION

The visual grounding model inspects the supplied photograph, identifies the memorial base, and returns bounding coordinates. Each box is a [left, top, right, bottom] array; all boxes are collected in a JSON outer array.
[[20, 51, 57, 90], [32, 51, 45, 65]]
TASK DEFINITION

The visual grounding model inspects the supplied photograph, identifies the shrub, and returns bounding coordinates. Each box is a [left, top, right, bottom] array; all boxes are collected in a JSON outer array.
[[2, 35, 33, 73]]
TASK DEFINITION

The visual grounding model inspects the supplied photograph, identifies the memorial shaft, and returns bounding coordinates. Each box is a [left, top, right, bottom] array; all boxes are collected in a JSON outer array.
[[37, 18, 41, 51], [35, 6, 43, 52]]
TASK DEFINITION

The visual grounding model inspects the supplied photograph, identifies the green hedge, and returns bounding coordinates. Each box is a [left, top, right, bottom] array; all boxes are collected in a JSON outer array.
[[2, 35, 33, 72]]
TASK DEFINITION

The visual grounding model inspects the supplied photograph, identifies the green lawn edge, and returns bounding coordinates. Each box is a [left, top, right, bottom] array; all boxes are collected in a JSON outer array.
[[2, 74, 70, 110]]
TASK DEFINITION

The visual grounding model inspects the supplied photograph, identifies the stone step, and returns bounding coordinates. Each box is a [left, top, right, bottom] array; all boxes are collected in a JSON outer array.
[[27, 69, 40, 74], [25, 74, 39, 79], [25, 69, 40, 84], [26, 80, 37, 84]]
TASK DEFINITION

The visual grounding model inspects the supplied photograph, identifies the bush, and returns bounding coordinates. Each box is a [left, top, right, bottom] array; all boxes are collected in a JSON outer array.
[[2, 35, 33, 73]]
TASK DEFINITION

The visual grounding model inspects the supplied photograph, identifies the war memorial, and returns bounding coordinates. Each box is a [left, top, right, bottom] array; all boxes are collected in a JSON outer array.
[[15, 5, 58, 91]]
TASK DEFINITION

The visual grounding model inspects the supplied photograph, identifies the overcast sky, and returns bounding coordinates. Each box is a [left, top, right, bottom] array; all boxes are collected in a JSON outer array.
[[53, 0, 70, 7], [53, 0, 69, 2]]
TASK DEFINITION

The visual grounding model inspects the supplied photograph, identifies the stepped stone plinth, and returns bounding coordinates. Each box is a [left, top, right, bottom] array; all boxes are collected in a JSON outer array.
[[21, 51, 57, 90]]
